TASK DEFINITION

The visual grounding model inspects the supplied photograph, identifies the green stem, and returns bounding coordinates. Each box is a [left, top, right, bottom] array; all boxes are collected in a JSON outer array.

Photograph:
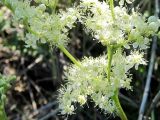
[[0, 104, 8, 120], [109, 0, 115, 20], [50, 0, 59, 12], [112, 90, 128, 120], [25, 23, 80, 68], [58, 45, 81, 67], [107, 46, 127, 120], [107, 45, 113, 82]]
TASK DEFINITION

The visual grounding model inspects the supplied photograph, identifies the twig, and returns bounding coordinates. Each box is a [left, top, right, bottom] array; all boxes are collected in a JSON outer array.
[[119, 93, 138, 108], [138, 36, 157, 120], [138, 0, 159, 119], [39, 109, 59, 120], [20, 55, 43, 75], [37, 102, 57, 112], [139, 0, 150, 12], [32, 101, 57, 118], [28, 82, 37, 110], [146, 90, 160, 117]]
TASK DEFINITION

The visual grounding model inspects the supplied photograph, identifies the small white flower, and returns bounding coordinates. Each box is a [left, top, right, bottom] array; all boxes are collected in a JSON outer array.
[[63, 105, 75, 115], [126, 51, 147, 69], [78, 95, 86, 105]]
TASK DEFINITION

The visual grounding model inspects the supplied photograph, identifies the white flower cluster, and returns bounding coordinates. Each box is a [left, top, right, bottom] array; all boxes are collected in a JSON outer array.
[[2, 0, 158, 118], [58, 56, 115, 115], [78, 0, 160, 49], [2, 0, 79, 48], [111, 49, 146, 89], [58, 49, 146, 115], [4, 0, 159, 50]]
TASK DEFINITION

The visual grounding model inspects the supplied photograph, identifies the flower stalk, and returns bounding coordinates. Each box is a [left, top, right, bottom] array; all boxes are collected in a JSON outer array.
[[58, 45, 81, 67], [107, 45, 113, 82], [109, 0, 115, 20], [107, 46, 128, 120], [112, 90, 128, 120], [106, 1, 127, 119]]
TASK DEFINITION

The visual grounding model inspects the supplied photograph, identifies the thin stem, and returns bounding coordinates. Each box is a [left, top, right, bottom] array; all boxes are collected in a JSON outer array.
[[0, 104, 8, 120], [112, 90, 128, 120], [109, 0, 115, 20], [58, 45, 81, 67], [146, 90, 160, 117], [107, 46, 113, 82]]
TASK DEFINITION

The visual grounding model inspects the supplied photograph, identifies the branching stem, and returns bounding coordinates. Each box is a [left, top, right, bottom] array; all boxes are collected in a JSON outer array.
[[58, 45, 81, 67]]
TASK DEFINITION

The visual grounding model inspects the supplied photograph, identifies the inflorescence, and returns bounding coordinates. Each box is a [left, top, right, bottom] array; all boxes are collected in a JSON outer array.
[[1, 0, 160, 118]]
